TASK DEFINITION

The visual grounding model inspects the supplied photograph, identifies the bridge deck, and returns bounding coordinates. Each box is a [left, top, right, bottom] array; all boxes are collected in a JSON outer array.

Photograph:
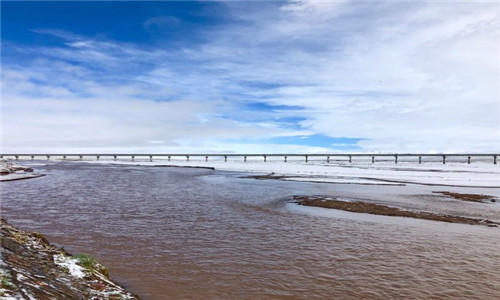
[[1, 153, 498, 164]]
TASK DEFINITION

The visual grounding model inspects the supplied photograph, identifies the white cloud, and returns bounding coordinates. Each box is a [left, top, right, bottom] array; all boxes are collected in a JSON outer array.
[[192, 0, 500, 152], [2, 1, 499, 153]]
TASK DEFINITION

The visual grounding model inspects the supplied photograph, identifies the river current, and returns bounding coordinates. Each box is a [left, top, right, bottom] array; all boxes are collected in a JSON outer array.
[[1, 162, 500, 299]]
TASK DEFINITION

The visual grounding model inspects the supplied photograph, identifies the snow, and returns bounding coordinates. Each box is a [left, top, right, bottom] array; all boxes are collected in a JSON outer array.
[[0, 160, 42, 182], [53, 254, 86, 279], [0, 173, 44, 182], [20, 289, 37, 300], [15, 274, 28, 282], [83, 158, 500, 188]]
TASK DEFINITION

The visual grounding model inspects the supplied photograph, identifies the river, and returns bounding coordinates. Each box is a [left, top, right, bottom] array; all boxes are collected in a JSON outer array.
[[1, 162, 499, 299]]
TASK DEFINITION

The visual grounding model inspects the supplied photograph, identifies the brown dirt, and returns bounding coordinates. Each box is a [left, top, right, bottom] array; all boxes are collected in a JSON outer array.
[[243, 172, 288, 180], [293, 196, 500, 227], [152, 165, 215, 170], [433, 191, 496, 203]]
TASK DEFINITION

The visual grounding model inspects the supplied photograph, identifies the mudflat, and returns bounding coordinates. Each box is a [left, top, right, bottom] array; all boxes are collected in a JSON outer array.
[[293, 195, 500, 227], [433, 191, 496, 203]]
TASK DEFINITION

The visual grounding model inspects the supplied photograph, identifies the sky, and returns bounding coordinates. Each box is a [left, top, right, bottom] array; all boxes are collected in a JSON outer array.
[[1, 0, 499, 154]]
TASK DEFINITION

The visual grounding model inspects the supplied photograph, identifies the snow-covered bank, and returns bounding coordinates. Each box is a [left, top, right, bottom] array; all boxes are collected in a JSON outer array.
[[81, 158, 500, 188], [0, 160, 45, 182]]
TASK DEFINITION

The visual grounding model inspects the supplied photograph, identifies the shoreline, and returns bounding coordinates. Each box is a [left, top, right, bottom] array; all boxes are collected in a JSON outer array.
[[0, 218, 139, 299], [0, 173, 46, 182], [0, 160, 45, 182]]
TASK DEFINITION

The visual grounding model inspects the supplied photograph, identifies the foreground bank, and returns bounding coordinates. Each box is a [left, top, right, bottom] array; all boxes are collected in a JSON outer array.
[[0, 219, 139, 299]]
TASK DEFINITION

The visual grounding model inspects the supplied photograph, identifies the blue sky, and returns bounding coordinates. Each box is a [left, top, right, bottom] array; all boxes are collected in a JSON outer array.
[[2, 1, 499, 153]]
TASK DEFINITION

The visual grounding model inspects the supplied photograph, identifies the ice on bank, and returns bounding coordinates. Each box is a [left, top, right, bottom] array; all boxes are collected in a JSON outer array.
[[84, 158, 500, 188]]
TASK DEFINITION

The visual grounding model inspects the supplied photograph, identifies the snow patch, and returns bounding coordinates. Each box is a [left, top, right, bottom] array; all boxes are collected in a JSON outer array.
[[53, 254, 86, 279], [20, 288, 37, 300]]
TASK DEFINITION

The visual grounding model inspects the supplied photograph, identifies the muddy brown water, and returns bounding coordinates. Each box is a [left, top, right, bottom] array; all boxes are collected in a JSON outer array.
[[1, 162, 500, 299]]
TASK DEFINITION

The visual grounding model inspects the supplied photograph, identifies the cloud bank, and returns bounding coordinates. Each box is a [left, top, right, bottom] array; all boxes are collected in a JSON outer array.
[[2, 1, 499, 153]]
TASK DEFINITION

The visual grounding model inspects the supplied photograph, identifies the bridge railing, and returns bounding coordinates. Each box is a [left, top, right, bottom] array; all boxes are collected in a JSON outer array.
[[0, 153, 498, 164]]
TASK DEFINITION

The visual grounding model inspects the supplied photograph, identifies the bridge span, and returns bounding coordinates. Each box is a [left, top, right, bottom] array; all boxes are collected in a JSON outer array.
[[1, 153, 498, 164]]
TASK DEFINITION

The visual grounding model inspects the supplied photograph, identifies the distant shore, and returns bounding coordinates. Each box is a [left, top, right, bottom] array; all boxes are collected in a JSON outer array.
[[82, 158, 500, 188]]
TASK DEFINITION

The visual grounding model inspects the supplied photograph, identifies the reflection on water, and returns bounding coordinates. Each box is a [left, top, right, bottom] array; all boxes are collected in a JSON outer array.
[[2, 162, 500, 299]]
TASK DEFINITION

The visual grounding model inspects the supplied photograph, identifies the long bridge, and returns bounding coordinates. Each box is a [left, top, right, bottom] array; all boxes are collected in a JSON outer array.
[[0, 153, 498, 164]]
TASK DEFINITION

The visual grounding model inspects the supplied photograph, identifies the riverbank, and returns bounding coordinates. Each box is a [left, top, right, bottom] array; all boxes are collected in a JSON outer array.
[[0, 219, 139, 299], [0, 160, 45, 182]]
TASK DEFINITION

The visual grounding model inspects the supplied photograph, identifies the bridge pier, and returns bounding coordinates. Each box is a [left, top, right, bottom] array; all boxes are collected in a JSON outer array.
[[2, 154, 497, 165]]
